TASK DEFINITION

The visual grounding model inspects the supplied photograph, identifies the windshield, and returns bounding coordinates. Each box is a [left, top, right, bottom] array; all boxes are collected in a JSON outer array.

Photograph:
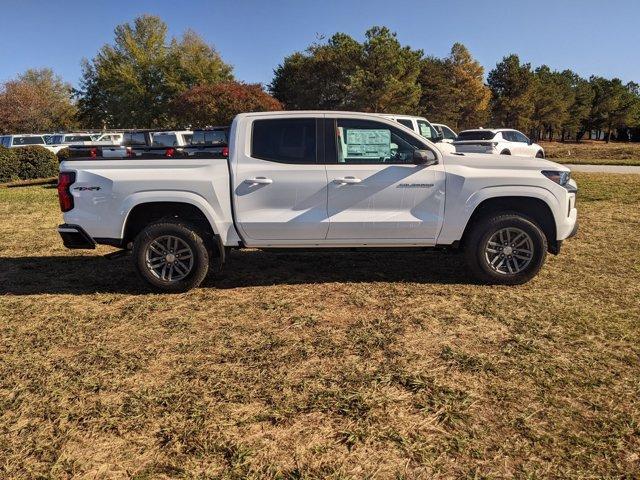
[[457, 130, 496, 141], [13, 136, 45, 146]]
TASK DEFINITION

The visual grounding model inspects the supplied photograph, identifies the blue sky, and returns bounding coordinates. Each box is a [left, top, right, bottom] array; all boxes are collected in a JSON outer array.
[[1, 0, 638, 87]]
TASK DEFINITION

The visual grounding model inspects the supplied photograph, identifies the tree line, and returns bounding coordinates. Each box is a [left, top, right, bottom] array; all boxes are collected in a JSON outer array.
[[1, 15, 638, 142]]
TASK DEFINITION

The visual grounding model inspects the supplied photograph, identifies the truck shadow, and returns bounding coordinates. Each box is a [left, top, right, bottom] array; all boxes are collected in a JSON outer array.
[[0, 250, 472, 295]]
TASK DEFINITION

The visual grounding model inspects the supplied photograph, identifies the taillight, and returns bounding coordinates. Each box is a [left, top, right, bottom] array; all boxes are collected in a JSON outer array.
[[89, 147, 98, 158], [165, 148, 175, 157], [221, 146, 229, 158], [126, 147, 134, 157], [58, 171, 76, 212]]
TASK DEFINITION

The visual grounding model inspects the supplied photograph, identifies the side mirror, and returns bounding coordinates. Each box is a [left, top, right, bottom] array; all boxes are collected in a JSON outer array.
[[413, 149, 438, 166]]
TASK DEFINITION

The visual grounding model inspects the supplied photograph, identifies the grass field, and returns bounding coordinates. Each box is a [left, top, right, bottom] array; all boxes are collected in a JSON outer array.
[[541, 140, 640, 166], [1, 174, 639, 478]]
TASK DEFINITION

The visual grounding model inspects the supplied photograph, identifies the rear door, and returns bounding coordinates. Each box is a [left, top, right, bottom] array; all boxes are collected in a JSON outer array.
[[324, 117, 446, 242], [233, 116, 329, 244]]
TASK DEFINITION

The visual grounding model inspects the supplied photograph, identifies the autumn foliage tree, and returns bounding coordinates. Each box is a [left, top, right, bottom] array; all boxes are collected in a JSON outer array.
[[0, 68, 77, 133], [171, 82, 282, 127], [418, 43, 490, 130]]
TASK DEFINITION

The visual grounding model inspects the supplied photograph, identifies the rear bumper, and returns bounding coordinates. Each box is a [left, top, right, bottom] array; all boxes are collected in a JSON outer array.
[[58, 224, 96, 249]]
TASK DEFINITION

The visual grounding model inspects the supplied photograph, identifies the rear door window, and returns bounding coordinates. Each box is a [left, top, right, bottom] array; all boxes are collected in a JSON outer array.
[[252, 118, 317, 164], [152, 133, 179, 147], [124, 132, 147, 146]]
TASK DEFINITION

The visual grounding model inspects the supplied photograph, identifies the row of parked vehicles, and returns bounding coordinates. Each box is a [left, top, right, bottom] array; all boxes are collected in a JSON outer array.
[[1, 114, 546, 160], [56, 110, 577, 292]]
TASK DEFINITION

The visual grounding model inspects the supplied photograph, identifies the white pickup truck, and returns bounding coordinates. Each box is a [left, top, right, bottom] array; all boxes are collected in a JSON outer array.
[[57, 111, 578, 292]]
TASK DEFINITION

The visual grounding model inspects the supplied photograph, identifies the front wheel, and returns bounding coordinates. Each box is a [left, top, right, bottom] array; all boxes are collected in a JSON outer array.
[[464, 214, 547, 285], [133, 221, 210, 292], [536, 150, 545, 158]]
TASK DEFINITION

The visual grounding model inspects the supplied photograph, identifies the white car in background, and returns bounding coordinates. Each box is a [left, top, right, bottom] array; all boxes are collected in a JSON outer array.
[[0, 134, 56, 152], [380, 115, 456, 154], [432, 123, 458, 143], [151, 130, 193, 147], [48, 133, 99, 153], [454, 129, 545, 158]]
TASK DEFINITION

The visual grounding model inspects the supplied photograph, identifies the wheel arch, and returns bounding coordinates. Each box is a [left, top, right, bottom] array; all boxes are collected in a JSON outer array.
[[460, 195, 558, 253], [120, 194, 226, 260]]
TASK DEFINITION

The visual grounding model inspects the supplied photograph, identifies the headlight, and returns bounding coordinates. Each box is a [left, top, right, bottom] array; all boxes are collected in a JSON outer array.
[[541, 170, 571, 187]]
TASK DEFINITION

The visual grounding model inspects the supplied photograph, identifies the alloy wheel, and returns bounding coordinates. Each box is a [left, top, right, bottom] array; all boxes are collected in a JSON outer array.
[[484, 227, 534, 275], [145, 235, 194, 282]]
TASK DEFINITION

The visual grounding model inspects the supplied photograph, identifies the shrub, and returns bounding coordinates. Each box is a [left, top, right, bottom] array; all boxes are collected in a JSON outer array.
[[14, 146, 58, 180], [56, 147, 70, 162], [0, 146, 20, 183]]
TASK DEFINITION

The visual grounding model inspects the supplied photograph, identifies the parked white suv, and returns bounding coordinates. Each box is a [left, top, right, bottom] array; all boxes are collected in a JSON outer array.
[[0, 134, 53, 151], [454, 129, 545, 158], [57, 111, 577, 292], [48, 133, 99, 153], [380, 115, 456, 154], [432, 123, 458, 143]]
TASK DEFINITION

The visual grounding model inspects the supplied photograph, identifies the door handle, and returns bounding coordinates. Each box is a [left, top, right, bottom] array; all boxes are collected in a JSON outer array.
[[245, 177, 273, 185], [334, 177, 362, 185]]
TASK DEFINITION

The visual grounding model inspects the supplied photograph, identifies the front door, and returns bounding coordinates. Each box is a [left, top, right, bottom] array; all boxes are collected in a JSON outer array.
[[233, 117, 329, 244], [325, 118, 446, 241]]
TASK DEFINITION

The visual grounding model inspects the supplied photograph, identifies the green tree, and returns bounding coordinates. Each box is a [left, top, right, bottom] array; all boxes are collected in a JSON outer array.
[[488, 54, 534, 130], [270, 27, 422, 113], [349, 27, 423, 112], [559, 71, 593, 141], [77, 15, 233, 128], [417, 56, 456, 126], [0, 68, 77, 133], [270, 33, 362, 110], [530, 66, 572, 141]]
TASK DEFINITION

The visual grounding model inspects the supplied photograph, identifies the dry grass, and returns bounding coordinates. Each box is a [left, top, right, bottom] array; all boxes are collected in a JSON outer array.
[[541, 140, 640, 166], [1, 174, 639, 479]]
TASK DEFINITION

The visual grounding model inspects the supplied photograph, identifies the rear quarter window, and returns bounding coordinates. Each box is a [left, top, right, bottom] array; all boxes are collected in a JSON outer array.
[[252, 118, 317, 164]]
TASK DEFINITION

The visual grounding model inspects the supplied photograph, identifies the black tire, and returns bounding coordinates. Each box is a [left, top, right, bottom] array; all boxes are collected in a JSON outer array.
[[536, 150, 545, 158], [500, 150, 511, 155], [133, 221, 210, 292], [464, 214, 547, 285]]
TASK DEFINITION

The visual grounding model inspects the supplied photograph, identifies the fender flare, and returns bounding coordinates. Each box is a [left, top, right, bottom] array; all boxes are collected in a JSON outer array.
[[437, 185, 561, 246], [464, 185, 558, 221], [119, 191, 223, 240]]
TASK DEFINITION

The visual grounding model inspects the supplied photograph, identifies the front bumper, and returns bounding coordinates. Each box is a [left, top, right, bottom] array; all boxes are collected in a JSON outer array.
[[58, 224, 96, 249]]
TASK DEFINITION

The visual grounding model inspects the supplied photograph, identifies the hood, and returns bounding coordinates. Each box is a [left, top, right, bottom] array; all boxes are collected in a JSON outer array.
[[443, 152, 570, 173]]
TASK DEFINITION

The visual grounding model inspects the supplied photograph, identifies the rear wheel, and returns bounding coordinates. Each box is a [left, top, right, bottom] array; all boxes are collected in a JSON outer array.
[[464, 214, 547, 285], [536, 150, 545, 158], [500, 150, 511, 155], [133, 221, 209, 292]]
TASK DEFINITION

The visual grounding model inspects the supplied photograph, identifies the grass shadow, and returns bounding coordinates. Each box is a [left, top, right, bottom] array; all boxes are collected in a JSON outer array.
[[0, 249, 472, 295]]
